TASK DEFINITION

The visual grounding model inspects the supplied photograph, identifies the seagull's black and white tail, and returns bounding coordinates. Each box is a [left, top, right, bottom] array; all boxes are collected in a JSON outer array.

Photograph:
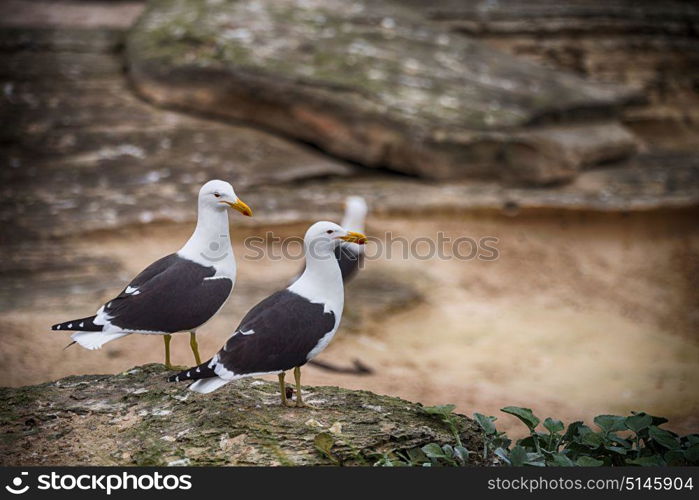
[[52, 314, 128, 350], [51, 315, 101, 332], [168, 359, 228, 394]]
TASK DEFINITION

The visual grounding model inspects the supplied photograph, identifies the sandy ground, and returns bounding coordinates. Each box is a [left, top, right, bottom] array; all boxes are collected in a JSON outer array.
[[1, 210, 698, 437]]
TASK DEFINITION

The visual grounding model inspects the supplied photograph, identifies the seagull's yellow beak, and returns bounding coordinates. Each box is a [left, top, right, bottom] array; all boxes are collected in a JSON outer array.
[[339, 231, 367, 245], [224, 199, 253, 217]]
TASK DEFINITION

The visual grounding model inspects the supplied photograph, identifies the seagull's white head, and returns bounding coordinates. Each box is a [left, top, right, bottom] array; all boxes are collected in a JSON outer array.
[[304, 221, 367, 256], [198, 179, 252, 216]]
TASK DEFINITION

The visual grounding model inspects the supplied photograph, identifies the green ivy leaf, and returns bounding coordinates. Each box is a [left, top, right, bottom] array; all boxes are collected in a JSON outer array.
[[649, 426, 680, 450], [518, 434, 545, 450], [501, 406, 540, 431], [509, 445, 528, 466], [548, 453, 575, 466], [664, 450, 686, 465], [405, 447, 428, 464], [685, 444, 699, 464], [453, 446, 470, 464], [647, 414, 669, 427], [491, 434, 512, 451], [494, 447, 511, 465], [543, 417, 564, 434], [524, 452, 546, 467], [423, 404, 456, 417], [421, 443, 446, 459], [474, 413, 497, 435], [629, 411, 669, 427], [594, 415, 627, 433], [582, 432, 603, 448], [604, 445, 627, 455], [627, 455, 666, 466], [625, 413, 652, 433], [577, 425, 603, 448], [563, 421, 585, 442], [608, 434, 633, 448], [576, 456, 604, 466]]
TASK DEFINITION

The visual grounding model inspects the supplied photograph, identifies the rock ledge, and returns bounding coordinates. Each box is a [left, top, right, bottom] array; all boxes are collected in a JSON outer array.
[[0, 364, 486, 466]]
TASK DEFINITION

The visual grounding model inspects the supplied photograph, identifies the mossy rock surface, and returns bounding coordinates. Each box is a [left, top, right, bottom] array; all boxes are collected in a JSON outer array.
[[0, 364, 487, 466], [126, 0, 639, 184]]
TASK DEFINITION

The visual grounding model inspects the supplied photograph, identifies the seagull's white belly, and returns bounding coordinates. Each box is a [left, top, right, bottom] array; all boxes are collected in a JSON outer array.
[[306, 324, 340, 361]]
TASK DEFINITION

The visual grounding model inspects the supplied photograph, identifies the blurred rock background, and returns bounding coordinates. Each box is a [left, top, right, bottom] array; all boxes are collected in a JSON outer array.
[[1, 0, 698, 436]]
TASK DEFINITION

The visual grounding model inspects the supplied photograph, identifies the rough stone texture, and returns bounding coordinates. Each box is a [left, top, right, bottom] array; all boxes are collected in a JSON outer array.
[[126, 0, 640, 185], [0, 364, 487, 466], [0, 0, 145, 29], [501, 122, 637, 182], [246, 153, 699, 220], [404, 0, 699, 150], [2, 17, 697, 245], [0, 242, 122, 313], [0, 26, 358, 242]]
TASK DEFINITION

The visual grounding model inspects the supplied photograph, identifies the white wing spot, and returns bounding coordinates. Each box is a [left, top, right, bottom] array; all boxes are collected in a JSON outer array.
[[240, 329, 255, 336], [79, 322, 84, 328], [67, 323, 72, 328], [125, 286, 139, 294], [56, 325, 61, 330], [196, 367, 201, 373]]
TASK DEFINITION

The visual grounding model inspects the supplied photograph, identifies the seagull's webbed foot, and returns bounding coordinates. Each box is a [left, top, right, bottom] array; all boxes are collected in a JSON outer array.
[[294, 399, 316, 409]]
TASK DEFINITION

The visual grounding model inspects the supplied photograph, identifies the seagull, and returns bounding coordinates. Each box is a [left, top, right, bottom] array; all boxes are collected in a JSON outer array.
[[51, 180, 252, 368], [303, 196, 368, 374], [336, 196, 368, 282], [291, 195, 367, 283], [169, 221, 367, 407]]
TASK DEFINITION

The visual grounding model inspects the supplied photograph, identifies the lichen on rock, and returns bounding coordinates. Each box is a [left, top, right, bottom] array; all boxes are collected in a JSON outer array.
[[0, 364, 487, 466], [126, 0, 640, 185]]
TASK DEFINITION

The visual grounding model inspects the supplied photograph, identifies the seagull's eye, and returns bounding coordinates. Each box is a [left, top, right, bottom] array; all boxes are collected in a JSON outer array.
[[214, 193, 221, 198], [326, 229, 334, 234]]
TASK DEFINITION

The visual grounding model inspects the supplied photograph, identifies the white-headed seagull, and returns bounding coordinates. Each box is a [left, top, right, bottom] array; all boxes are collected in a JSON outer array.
[[169, 221, 367, 407], [336, 196, 367, 282], [51, 180, 252, 368], [292, 195, 368, 284]]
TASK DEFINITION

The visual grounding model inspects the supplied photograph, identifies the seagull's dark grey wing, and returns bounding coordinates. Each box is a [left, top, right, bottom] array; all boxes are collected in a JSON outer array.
[[335, 244, 363, 282], [214, 289, 336, 375], [103, 254, 232, 333], [119, 253, 181, 292]]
